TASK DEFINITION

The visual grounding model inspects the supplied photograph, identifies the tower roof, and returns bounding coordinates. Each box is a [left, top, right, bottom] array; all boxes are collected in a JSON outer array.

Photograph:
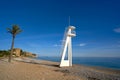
[[68, 26, 76, 30]]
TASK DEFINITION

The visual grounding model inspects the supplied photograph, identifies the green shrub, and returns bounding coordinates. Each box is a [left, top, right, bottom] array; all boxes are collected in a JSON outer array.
[[0, 50, 10, 57]]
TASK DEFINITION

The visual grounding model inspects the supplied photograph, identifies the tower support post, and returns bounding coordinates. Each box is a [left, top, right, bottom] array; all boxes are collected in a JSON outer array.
[[60, 26, 76, 67]]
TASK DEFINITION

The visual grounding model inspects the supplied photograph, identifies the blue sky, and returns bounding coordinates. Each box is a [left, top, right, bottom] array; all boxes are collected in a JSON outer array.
[[0, 0, 120, 57]]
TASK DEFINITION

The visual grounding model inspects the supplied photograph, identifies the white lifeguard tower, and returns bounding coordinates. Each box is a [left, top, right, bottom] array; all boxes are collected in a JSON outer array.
[[60, 26, 76, 67]]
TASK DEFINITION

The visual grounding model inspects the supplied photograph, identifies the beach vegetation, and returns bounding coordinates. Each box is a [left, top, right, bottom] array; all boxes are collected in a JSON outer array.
[[7, 25, 22, 62], [0, 50, 10, 57]]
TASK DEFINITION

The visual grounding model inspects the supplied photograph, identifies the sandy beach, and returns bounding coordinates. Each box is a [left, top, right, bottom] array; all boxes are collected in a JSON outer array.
[[0, 57, 120, 80]]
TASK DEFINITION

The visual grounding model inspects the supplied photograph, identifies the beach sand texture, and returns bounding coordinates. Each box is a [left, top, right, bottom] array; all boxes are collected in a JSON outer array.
[[0, 58, 120, 80]]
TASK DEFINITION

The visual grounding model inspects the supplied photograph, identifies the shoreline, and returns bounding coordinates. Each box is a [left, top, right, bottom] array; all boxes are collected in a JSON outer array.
[[35, 57, 120, 71], [0, 57, 120, 80], [15, 57, 120, 70], [36, 56, 120, 70]]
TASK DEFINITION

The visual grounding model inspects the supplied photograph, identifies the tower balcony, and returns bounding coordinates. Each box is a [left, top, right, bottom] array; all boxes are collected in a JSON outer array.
[[67, 31, 76, 37]]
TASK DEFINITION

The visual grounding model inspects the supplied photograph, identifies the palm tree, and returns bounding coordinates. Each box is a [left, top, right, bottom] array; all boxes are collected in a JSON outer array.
[[7, 25, 22, 62]]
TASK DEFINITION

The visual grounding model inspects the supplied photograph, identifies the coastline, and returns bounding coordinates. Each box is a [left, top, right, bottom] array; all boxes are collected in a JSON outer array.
[[36, 56, 120, 70], [0, 57, 120, 80]]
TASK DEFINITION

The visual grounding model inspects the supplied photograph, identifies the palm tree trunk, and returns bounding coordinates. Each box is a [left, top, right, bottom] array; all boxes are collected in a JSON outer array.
[[8, 36, 15, 63]]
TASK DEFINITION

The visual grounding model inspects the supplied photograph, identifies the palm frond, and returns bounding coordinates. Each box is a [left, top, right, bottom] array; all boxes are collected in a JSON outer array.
[[7, 28, 12, 34], [7, 24, 22, 36]]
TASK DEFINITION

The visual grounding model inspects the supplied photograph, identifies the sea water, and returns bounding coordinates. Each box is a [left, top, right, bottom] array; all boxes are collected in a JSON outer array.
[[36, 57, 120, 70]]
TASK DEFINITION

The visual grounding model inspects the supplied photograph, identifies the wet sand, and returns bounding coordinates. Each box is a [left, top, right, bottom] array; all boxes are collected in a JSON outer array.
[[0, 57, 120, 80]]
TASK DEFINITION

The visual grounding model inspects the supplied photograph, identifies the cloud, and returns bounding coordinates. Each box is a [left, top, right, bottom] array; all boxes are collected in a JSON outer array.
[[60, 40, 65, 42], [118, 45, 120, 47], [79, 43, 87, 47], [28, 43, 41, 48], [114, 28, 120, 33], [54, 44, 62, 47], [117, 41, 120, 47]]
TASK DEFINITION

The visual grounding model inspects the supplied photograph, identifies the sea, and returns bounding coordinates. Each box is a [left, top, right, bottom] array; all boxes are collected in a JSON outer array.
[[35, 57, 120, 70]]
